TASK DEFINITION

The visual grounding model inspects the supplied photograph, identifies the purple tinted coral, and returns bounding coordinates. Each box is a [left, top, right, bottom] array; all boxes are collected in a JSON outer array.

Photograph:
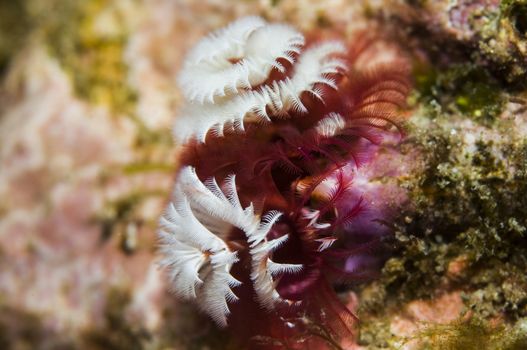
[[158, 16, 411, 348]]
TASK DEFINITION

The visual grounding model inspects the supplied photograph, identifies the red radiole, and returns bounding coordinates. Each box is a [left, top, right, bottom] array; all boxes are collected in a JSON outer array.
[[159, 16, 411, 349]]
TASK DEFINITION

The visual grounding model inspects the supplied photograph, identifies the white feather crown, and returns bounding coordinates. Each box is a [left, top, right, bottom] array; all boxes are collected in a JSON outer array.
[[159, 166, 302, 326], [174, 16, 346, 143]]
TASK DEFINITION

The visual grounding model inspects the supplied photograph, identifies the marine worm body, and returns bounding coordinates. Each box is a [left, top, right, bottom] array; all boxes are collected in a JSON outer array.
[[158, 16, 411, 348]]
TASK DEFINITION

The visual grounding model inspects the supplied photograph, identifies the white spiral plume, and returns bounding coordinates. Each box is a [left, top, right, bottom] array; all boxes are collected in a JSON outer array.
[[159, 166, 302, 326], [174, 16, 346, 143]]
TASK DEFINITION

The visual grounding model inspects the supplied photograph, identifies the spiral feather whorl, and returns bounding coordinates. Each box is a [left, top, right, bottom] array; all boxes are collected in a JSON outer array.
[[174, 16, 345, 143]]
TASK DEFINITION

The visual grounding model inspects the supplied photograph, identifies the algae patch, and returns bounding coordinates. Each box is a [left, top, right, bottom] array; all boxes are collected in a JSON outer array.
[[357, 113, 527, 347], [413, 63, 505, 125], [406, 317, 527, 350], [42, 0, 137, 115], [0, 1, 33, 75]]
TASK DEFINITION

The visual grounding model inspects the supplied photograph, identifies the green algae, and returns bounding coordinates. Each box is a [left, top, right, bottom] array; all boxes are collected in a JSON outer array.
[[0, 304, 75, 350], [358, 42, 527, 344], [97, 189, 166, 254], [158, 304, 231, 350], [357, 113, 527, 347], [413, 63, 505, 125], [42, 0, 137, 115], [0, 1, 33, 76], [357, 316, 393, 349], [404, 317, 527, 350], [81, 287, 150, 350], [0, 0, 138, 115], [358, 3, 527, 343], [474, 0, 527, 85], [393, 0, 527, 86], [358, 311, 527, 350], [394, 117, 524, 306]]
